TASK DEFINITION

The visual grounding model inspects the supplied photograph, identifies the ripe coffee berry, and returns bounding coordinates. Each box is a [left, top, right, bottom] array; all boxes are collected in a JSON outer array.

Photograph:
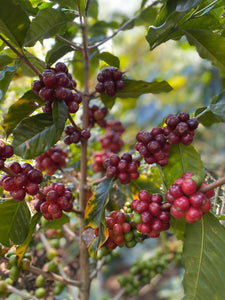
[[102, 211, 133, 250], [35, 183, 74, 220], [31, 62, 80, 113], [95, 67, 125, 97], [131, 190, 170, 237], [105, 153, 140, 184], [35, 145, 67, 176], [166, 173, 213, 223]]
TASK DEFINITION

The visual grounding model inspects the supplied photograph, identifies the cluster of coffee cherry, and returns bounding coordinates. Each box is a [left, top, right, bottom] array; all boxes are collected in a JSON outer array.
[[165, 172, 213, 223], [87, 105, 108, 128], [0, 141, 14, 170], [104, 153, 140, 184], [95, 67, 125, 97], [96, 211, 142, 251], [164, 112, 199, 145], [35, 145, 67, 176], [92, 151, 112, 173], [136, 112, 199, 167], [136, 128, 171, 166], [100, 120, 125, 153], [64, 125, 91, 145], [131, 191, 171, 238], [0, 162, 43, 201], [117, 242, 182, 297], [31, 62, 82, 113], [34, 182, 74, 220]]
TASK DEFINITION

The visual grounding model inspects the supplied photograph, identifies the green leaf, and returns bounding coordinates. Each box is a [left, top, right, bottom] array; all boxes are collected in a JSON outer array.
[[0, 62, 19, 102], [16, 212, 42, 264], [96, 52, 120, 69], [183, 212, 225, 300], [12, 100, 68, 158], [130, 174, 161, 197], [24, 7, 73, 47], [0, 0, 30, 47], [185, 30, 225, 76], [46, 42, 74, 66], [0, 200, 31, 247], [85, 178, 113, 252], [163, 144, 205, 188], [104, 79, 172, 100], [169, 217, 186, 241], [3, 90, 44, 137], [194, 106, 224, 127], [210, 90, 225, 119], [0, 54, 14, 70]]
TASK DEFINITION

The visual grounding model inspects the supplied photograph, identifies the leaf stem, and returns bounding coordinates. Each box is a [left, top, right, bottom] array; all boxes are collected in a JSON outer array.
[[0, 34, 42, 78], [194, 106, 210, 119]]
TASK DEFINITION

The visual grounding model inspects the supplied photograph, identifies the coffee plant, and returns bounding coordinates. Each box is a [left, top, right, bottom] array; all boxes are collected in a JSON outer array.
[[0, 0, 225, 299]]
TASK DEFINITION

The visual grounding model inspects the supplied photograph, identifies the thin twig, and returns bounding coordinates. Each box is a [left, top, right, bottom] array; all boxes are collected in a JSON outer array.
[[88, 18, 134, 50], [0, 34, 42, 78], [62, 224, 79, 241], [40, 232, 79, 299], [90, 257, 106, 280], [55, 34, 83, 51], [6, 284, 38, 300], [199, 176, 225, 193], [68, 114, 82, 132], [85, 0, 91, 16]]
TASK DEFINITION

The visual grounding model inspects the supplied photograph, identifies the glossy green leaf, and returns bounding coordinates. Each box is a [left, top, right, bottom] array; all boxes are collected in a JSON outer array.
[[52, 0, 78, 10], [0, 62, 19, 102], [3, 90, 44, 137], [194, 106, 223, 127], [183, 212, 225, 300], [210, 90, 225, 119], [102, 79, 172, 101], [163, 144, 205, 188], [96, 52, 120, 69], [45, 42, 74, 66], [85, 178, 113, 252], [12, 100, 68, 158], [16, 212, 41, 264], [24, 7, 73, 47], [185, 29, 225, 76], [0, 0, 30, 47], [0, 200, 31, 247]]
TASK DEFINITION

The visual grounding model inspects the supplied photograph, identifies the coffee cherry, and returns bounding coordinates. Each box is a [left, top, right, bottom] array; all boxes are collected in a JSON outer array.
[[181, 178, 197, 195], [185, 207, 203, 223]]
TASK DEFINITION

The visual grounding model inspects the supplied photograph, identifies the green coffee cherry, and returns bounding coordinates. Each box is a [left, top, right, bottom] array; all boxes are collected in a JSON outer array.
[[35, 287, 46, 298], [6, 250, 16, 258], [5, 278, 13, 285], [126, 240, 136, 248], [8, 254, 17, 266], [36, 242, 44, 251], [21, 258, 31, 270], [53, 285, 64, 295], [0, 281, 7, 293], [47, 249, 57, 260], [35, 275, 45, 287], [47, 260, 58, 273], [9, 265, 20, 281], [49, 239, 60, 248], [133, 212, 141, 224]]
